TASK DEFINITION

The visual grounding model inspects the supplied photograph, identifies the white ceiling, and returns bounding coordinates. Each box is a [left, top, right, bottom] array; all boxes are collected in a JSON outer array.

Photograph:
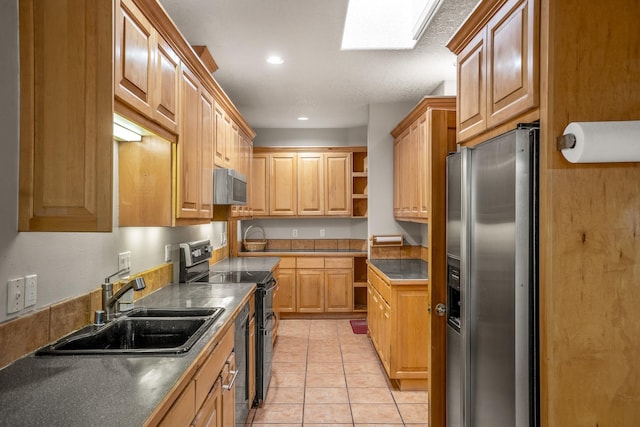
[[158, 0, 479, 129]]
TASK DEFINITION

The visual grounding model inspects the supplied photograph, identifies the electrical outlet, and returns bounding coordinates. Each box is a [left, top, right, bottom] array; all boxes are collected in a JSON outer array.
[[25, 274, 37, 307], [164, 245, 172, 262], [118, 251, 131, 275], [7, 278, 25, 314], [292, 229, 298, 237], [320, 229, 325, 237]]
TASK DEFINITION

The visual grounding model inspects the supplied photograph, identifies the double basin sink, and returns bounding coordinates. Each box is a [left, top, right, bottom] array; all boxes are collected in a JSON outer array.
[[37, 307, 224, 356]]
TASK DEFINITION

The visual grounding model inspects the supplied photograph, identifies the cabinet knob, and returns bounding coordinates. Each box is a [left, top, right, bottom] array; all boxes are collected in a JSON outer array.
[[435, 303, 447, 317]]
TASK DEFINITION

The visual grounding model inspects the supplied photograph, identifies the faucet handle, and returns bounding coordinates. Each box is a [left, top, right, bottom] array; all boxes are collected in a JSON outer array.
[[104, 268, 129, 284]]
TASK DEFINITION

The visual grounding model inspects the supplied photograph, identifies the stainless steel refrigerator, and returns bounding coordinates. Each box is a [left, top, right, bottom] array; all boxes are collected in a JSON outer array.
[[446, 124, 539, 427]]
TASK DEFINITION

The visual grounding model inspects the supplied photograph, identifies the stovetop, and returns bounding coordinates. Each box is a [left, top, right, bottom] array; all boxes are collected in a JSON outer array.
[[203, 270, 273, 285]]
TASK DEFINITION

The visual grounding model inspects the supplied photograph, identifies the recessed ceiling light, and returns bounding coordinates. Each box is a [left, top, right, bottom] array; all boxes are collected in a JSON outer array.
[[297, 117, 309, 121], [266, 56, 284, 65]]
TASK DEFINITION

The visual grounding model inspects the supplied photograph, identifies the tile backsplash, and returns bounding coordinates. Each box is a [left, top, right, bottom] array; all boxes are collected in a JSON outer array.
[[0, 263, 173, 369]]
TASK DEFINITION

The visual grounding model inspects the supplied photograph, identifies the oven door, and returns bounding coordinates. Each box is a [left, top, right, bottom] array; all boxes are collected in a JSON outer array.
[[257, 278, 277, 404]]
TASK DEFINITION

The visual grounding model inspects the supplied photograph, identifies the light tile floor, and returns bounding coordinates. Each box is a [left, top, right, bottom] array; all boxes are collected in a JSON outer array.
[[246, 319, 428, 426]]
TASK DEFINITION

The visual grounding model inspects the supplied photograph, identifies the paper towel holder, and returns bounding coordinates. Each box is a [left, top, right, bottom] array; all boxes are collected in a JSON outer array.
[[370, 234, 404, 247], [557, 133, 576, 150]]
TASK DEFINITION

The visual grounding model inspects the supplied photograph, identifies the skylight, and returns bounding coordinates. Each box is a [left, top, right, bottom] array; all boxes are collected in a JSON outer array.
[[341, 0, 443, 50]]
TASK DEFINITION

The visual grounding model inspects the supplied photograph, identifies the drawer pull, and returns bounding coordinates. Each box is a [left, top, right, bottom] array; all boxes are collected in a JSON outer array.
[[222, 367, 239, 390]]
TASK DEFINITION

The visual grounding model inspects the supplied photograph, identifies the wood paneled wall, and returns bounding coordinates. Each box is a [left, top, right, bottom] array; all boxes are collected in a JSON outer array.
[[539, 0, 640, 425]]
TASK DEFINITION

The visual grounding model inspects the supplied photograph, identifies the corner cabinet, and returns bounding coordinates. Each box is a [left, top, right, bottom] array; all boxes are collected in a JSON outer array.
[[19, 0, 113, 232], [448, 0, 539, 143]]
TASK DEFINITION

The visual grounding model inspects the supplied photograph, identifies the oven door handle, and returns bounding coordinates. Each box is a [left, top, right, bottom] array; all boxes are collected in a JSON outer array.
[[261, 312, 277, 334], [263, 278, 278, 294]]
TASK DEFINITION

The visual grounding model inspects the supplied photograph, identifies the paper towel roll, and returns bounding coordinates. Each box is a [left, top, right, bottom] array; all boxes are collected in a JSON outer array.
[[560, 120, 640, 163], [374, 236, 402, 243]]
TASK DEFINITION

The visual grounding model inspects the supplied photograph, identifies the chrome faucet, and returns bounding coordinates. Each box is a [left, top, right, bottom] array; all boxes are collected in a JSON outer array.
[[101, 274, 146, 321]]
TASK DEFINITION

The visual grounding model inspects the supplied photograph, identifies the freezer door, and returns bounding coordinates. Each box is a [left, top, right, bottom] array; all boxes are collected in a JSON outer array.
[[446, 152, 462, 259], [465, 129, 534, 427]]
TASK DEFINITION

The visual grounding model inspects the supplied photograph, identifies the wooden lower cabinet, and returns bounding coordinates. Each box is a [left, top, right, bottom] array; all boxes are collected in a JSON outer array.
[[221, 353, 236, 427], [325, 269, 353, 312], [296, 269, 324, 313], [367, 265, 428, 390], [275, 256, 362, 314], [149, 325, 235, 426]]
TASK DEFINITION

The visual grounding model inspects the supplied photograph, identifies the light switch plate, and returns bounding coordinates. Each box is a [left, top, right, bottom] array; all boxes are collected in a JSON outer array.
[[24, 274, 37, 307], [164, 245, 172, 262], [7, 278, 25, 314], [118, 251, 131, 275]]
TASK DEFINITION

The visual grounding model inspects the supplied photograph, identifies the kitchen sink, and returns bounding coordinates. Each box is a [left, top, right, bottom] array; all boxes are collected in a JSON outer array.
[[36, 307, 224, 356], [124, 307, 221, 318]]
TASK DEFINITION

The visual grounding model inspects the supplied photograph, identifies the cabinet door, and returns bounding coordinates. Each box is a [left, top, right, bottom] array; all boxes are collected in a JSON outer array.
[[269, 153, 297, 216], [19, 0, 113, 232], [159, 380, 196, 427], [276, 268, 296, 312], [296, 270, 324, 313], [325, 153, 352, 216], [114, 0, 155, 117], [409, 122, 420, 217], [391, 288, 429, 377], [153, 34, 180, 133], [325, 269, 353, 312], [399, 129, 412, 218], [214, 105, 227, 167], [380, 300, 391, 373], [251, 154, 269, 216], [418, 113, 430, 219], [486, 0, 538, 127], [221, 353, 235, 427], [199, 88, 214, 218], [176, 66, 201, 219], [457, 29, 487, 141], [393, 140, 401, 216], [192, 378, 221, 427], [297, 153, 324, 216]]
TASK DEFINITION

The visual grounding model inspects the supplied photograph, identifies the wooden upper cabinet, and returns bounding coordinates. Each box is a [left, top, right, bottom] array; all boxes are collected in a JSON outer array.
[[418, 114, 430, 219], [176, 66, 213, 222], [325, 153, 352, 216], [251, 153, 269, 216], [448, 0, 538, 142], [176, 66, 201, 219], [486, 0, 538, 127], [269, 153, 297, 216], [200, 88, 214, 218], [457, 29, 487, 141], [153, 35, 180, 133], [19, 0, 113, 231], [391, 97, 456, 224], [214, 104, 226, 167], [297, 153, 324, 216], [115, 0, 155, 118]]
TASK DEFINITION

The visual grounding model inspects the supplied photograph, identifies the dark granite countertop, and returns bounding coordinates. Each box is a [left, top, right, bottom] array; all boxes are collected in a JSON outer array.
[[239, 249, 366, 256], [369, 258, 428, 281], [0, 282, 255, 427], [210, 256, 280, 272]]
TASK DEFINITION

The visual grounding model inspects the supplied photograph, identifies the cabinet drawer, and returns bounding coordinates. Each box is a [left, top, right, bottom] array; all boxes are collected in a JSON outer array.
[[296, 257, 324, 269], [159, 380, 196, 427], [325, 257, 353, 269], [279, 257, 296, 269], [194, 326, 234, 409], [368, 266, 391, 303]]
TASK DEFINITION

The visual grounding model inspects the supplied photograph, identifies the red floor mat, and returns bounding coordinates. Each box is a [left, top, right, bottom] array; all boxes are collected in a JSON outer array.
[[349, 319, 368, 334]]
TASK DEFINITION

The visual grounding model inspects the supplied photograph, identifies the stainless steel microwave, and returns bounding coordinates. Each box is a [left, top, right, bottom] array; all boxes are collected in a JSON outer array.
[[214, 168, 247, 205]]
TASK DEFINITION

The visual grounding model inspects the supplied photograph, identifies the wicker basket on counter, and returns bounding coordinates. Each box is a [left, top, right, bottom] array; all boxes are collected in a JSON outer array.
[[243, 225, 267, 252]]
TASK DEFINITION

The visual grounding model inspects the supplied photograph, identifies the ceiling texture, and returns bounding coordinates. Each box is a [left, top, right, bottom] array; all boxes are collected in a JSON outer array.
[[158, 0, 479, 129]]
